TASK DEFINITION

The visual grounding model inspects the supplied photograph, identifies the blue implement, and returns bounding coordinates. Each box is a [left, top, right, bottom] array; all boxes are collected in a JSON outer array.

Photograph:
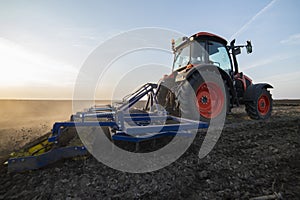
[[6, 83, 208, 172]]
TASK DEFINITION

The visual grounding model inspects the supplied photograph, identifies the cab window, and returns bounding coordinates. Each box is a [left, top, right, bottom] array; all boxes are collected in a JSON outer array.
[[173, 45, 190, 70], [208, 41, 232, 74]]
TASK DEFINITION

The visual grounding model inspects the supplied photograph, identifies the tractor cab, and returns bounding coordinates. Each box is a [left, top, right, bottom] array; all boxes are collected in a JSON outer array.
[[172, 32, 233, 76]]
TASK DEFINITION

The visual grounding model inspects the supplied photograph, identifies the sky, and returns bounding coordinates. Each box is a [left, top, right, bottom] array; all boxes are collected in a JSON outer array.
[[0, 0, 299, 99]]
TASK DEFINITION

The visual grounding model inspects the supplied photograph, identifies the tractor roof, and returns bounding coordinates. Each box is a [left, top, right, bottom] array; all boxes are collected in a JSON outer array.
[[192, 32, 227, 45]]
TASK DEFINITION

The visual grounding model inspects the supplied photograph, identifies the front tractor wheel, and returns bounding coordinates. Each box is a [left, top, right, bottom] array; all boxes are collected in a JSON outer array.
[[245, 88, 273, 120], [177, 71, 229, 122]]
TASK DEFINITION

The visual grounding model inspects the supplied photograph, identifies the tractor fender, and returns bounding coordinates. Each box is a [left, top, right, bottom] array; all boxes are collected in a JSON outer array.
[[186, 64, 232, 84], [244, 83, 273, 102], [186, 64, 218, 79]]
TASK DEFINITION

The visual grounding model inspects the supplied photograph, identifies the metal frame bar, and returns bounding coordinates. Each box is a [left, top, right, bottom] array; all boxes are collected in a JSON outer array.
[[48, 121, 118, 142], [8, 146, 88, 173], [119, 83, 157, 111], [50, 114, 208, 142]]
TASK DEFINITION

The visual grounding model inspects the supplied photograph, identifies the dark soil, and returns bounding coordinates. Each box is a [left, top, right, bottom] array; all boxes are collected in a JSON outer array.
[[0, 105, 299, 199]]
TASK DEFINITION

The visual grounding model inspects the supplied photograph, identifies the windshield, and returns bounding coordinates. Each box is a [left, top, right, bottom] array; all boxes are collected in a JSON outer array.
[[173, 41, 206, 70], [208, 41, 232, 74], [173, 40, 232, 74]]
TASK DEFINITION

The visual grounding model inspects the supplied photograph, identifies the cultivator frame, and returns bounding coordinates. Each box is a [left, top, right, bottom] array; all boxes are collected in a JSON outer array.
[[7, 83, 208, 172]]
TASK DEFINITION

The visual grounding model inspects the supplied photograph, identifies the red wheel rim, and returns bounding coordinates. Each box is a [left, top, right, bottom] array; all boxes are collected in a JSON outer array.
[[196, 82, 224, 119], [257, 94, 270, 115]]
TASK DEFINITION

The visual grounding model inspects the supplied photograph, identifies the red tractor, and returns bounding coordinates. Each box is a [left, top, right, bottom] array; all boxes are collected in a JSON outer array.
[[157, 32, 273, 121]]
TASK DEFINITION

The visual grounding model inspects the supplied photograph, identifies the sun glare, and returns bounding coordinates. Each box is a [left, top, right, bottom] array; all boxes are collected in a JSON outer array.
[[0, 38, 78, 86]]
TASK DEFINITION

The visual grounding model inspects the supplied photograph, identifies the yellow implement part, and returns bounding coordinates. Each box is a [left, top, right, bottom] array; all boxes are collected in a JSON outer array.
[[9, 132, 54, 158], [10, 140, 53, 158], [28, 139, 52, 155]]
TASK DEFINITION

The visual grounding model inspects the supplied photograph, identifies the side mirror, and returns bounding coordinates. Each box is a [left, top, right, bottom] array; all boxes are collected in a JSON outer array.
[[233, 47, 241, 55], [246, 40, 252, 54]]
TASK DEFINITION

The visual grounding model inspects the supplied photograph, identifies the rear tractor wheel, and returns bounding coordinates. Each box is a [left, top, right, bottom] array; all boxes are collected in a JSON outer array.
[[177, 70, 229, 122]]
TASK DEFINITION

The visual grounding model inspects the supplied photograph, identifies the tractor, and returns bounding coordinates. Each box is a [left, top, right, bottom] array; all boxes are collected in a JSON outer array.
[[6, 32, 274, 173], [156, 32, 273, 121]]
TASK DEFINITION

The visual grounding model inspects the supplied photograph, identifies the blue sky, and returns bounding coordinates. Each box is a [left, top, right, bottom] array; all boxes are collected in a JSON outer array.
[[0, 0, 299, 99]]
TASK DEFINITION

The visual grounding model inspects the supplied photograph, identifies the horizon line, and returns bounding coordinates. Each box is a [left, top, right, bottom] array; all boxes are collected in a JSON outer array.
[[0, 98, 300, 101]]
